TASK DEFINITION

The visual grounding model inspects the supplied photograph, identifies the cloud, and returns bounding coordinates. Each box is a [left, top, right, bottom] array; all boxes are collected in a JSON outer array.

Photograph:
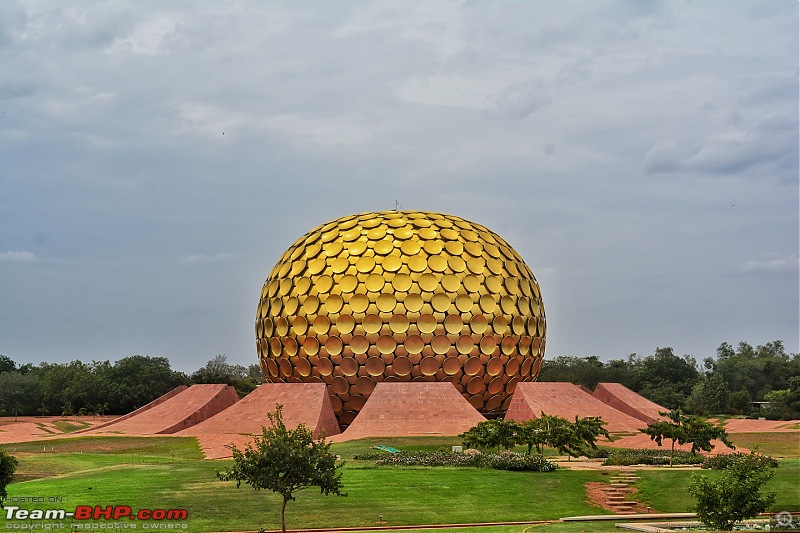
[[643, 112, 797, 181], [489, 80, 553, 120], [106, 14, 181, 56], [265, 113, 375, 147], [0, 1, 796, 369], [0, 250, 36, 262], [741, 255, 799, 274]]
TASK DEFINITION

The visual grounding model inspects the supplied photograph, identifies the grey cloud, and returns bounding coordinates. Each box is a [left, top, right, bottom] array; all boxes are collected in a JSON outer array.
[[1, 1, 796, 369], [741, 255, 799, 275], [489, 81, 553, 120], [0, 250, 36, 262]]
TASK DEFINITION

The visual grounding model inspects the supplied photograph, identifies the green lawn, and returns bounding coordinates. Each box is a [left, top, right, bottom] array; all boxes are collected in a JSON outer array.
[[634, 459, 800, 513], [3, 434, 798, 533], [8, 459, 609, 531], [728, 431, 800, 457], [5, 436, 606, 532]]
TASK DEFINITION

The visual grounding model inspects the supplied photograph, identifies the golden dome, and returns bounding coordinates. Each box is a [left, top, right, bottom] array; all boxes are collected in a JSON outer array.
[[256, 211, 546, 427]]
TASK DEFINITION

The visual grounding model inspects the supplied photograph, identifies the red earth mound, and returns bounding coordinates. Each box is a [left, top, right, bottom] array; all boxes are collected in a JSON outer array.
[[593, 382, 666, 424], [85, 384, 239, 436], [334, 382, 486, 442], [178, 383, 340, 459], [505, 382, 646, 433]]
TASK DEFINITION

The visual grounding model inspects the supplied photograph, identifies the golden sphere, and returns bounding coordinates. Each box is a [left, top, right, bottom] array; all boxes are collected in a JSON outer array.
[[256, 211, 546, 427]]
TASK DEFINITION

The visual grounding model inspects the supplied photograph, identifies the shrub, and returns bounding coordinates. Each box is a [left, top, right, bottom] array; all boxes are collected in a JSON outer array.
[[601, 448, 703, 466], [373, 451, 557, 472], [690, 455, 776, 531], [352, 452, 393, 460]]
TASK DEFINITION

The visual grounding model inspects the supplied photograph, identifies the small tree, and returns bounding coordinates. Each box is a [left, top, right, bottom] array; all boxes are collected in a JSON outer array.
[[460, 419, 520, 452], [544, 415, 583, 459], [517, 417, 549, 455], [216, 405, 345, 532], [514, 413, 589, 458], [572, 415, 610, 452], [689, 455, 777, 531], [0, 449, 18, 508], [641, 408, 733, 466]]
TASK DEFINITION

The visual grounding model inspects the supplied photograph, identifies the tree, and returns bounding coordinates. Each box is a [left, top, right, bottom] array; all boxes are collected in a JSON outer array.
[[0, 356, 16, 374], [0, 450, 18, 508], [107, 356, 190, 413], [516, 417, 549, 455], [689, 455, 776, 531], [764, 376, 800, 420], [641, 409, 733, 466], [192, 355, 259, 397], [571, 415, 610, 452], [687, 373, 731, 415], [635, 347, 700, 409], [460, 419, 520, 452], [544, 415, 581, 458], [514, 413, 600, 458], [0, 372, 43, 417], [216, 405, 345, 533]]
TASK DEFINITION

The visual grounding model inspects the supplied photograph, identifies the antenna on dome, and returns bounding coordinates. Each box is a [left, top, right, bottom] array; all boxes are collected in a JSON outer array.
[[395, 200, 402, 211]]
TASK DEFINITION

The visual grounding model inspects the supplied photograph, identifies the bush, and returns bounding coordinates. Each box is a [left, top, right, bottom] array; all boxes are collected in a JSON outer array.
[[352, 452, 393, 460], [584, 448, 609, 459], [373, 451, 557, 472], [701, 451, 778, 470], [601, 448, 703, 466], [1, 449, 19, 507], [690, 455, 776, 531]]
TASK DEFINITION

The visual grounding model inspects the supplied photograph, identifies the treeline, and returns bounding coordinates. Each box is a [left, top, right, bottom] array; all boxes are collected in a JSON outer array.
[[0, 354, 264, 417], [2, 340, 798, 419], [539, 341, 800, 419]]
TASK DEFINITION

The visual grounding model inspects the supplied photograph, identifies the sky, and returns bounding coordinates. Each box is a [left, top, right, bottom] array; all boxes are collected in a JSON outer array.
[[1, 0, 798, 374]]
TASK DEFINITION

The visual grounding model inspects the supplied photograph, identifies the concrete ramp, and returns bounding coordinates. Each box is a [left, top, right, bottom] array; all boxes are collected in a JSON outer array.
[[89, 384, 239, 435], [335, 382, 486, 441], [178, 383, 340, 459], [505, 382, 645, 433], [77, 385, 189, 433], [593, 382, 666, 424]]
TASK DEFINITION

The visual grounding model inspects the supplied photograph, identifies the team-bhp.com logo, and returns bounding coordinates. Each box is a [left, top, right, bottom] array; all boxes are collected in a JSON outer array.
[[5, 506, 188, 527]]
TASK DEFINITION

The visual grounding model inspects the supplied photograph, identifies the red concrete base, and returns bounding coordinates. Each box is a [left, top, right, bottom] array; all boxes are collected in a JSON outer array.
[[76, 385, 189, 434], [178, 383, 340, 459], [593, 382, 667, 424], [334, 382, 486, 442], [505, 382, 646, 433], [87, 384, 239, 435]]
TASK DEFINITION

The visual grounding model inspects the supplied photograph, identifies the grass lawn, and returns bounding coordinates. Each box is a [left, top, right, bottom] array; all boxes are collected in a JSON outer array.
[[728, 431, 800, 457], [4, 433, 798, 533], [634, 459, 800, 513], [51, 420, 93, 433], [5, 436, 608, 532]]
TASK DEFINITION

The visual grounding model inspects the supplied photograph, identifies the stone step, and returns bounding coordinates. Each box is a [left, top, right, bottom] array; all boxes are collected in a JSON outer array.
[[607, 495, 626, 502], [604, 487, 631, 493], [610, 483, 629, 488], [608, 501, 637, 508]]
